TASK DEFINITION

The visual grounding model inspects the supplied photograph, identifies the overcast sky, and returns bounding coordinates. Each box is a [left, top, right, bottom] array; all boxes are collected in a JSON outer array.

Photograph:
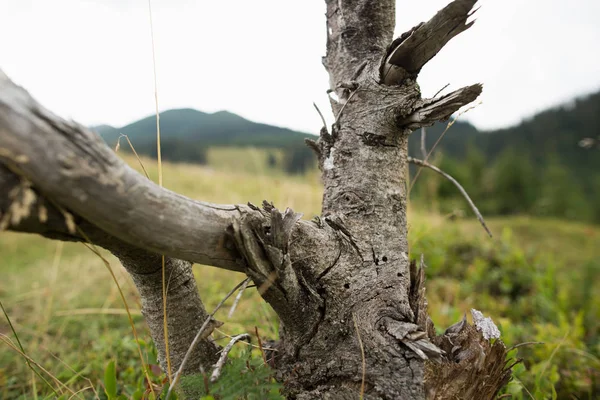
[[2, 0, 599, 134]]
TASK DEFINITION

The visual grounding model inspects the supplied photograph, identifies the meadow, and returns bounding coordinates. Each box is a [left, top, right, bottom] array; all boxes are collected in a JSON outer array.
[[1, 148, 598, 399]]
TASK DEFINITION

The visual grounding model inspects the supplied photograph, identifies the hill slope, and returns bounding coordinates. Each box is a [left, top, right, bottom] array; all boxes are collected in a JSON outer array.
[[411, 91, 599, 171], [91, 91, 600, 216], [93, 90, 600, 176], [96, 108, 312, 149]]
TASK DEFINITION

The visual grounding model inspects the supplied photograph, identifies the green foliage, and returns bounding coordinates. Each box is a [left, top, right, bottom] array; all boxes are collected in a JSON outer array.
[[412, 144, 599, 224], [179, 349, 283, 400], [97, 344, 165, 400], [490, 149, 538, 214], [104, 360, 118, 399], [94, 108, 315, 170], [135, 139, 208, 165], [534, 156, 593, 220], [282, 145, 316, 174], [410, 221, 600, 399], [408, 90, 600, 223]]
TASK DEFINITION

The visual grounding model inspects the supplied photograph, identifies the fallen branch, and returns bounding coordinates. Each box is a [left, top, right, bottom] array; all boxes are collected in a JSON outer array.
[[408, 156, 492, 237]]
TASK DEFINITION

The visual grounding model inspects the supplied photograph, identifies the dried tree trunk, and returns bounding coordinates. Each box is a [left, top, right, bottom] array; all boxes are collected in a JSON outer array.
[[0, 1, 515, 399]]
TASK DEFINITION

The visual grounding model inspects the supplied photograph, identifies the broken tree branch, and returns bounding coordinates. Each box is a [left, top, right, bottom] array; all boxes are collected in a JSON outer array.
[[0, 69, 244, 271], [228, 279, 250, 318], [383, 0, 478, 85], [408, 156, 492, 237], [0, 164, 149, 257], [399, 84, 483, 130]]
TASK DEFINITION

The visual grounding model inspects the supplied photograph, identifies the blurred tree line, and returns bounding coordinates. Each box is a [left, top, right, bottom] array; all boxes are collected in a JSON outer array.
[[134, 139, 315, 175], [410, 145, 600, 223], [409, 90, 600, 224]]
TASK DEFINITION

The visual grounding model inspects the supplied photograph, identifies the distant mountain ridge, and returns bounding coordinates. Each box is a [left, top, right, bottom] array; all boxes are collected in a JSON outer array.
[[92, 90, 600, 186], [413, 91, 600, 190], [94, 108, 312, 150]]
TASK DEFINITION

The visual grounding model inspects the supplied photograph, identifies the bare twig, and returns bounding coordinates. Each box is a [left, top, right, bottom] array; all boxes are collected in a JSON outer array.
[[313, 102, 328, 132], [409, 101, 480, 193], [210, 333, 251, 382], [115, 134, 150, 179], [408, 156, 492, 237], [214, 328, 277, 352], [228, 279, 250, 318], [255, 326, 267, 364], [507, 341, 544, 352], [334, 85, 361, 125], [166, 278, 251, 400], [433, 83, 450, 98]]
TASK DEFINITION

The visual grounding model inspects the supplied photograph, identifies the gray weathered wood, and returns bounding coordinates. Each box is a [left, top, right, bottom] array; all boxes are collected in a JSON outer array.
[[0, 0, 515, 398], [383, 0, 478, 85], [0, 70, 243, 272]]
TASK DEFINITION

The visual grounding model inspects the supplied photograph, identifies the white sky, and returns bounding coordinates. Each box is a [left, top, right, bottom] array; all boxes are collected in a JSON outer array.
[[2, 0, 599, 134]]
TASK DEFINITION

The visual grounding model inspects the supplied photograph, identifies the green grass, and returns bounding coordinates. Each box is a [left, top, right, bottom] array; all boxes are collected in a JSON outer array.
[[1, 151, 598, 398]]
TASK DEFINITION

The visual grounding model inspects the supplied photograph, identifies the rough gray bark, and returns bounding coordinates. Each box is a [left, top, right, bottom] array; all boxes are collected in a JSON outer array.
[[118, 253, 222, 375], [0, 0, 515, 398]]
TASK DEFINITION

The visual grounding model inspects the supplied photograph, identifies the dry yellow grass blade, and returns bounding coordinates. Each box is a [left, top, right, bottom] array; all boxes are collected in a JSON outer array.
[[146, 0, 172, 383], [0, 334, 74, 397], [54, 308, 142, 317], [76, 229, 155, 397], [115, 134, 150, 179]]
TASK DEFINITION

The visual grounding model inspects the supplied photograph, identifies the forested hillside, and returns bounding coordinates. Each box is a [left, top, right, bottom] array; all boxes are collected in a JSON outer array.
[[92, 90, 600, 222], [412, 91, 599, 189], [93, 108, 314, 170], [412, 91, 600, 223]]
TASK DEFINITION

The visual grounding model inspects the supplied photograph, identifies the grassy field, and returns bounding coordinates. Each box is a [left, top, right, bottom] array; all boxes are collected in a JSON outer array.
[[1, 150, 599, 399]]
